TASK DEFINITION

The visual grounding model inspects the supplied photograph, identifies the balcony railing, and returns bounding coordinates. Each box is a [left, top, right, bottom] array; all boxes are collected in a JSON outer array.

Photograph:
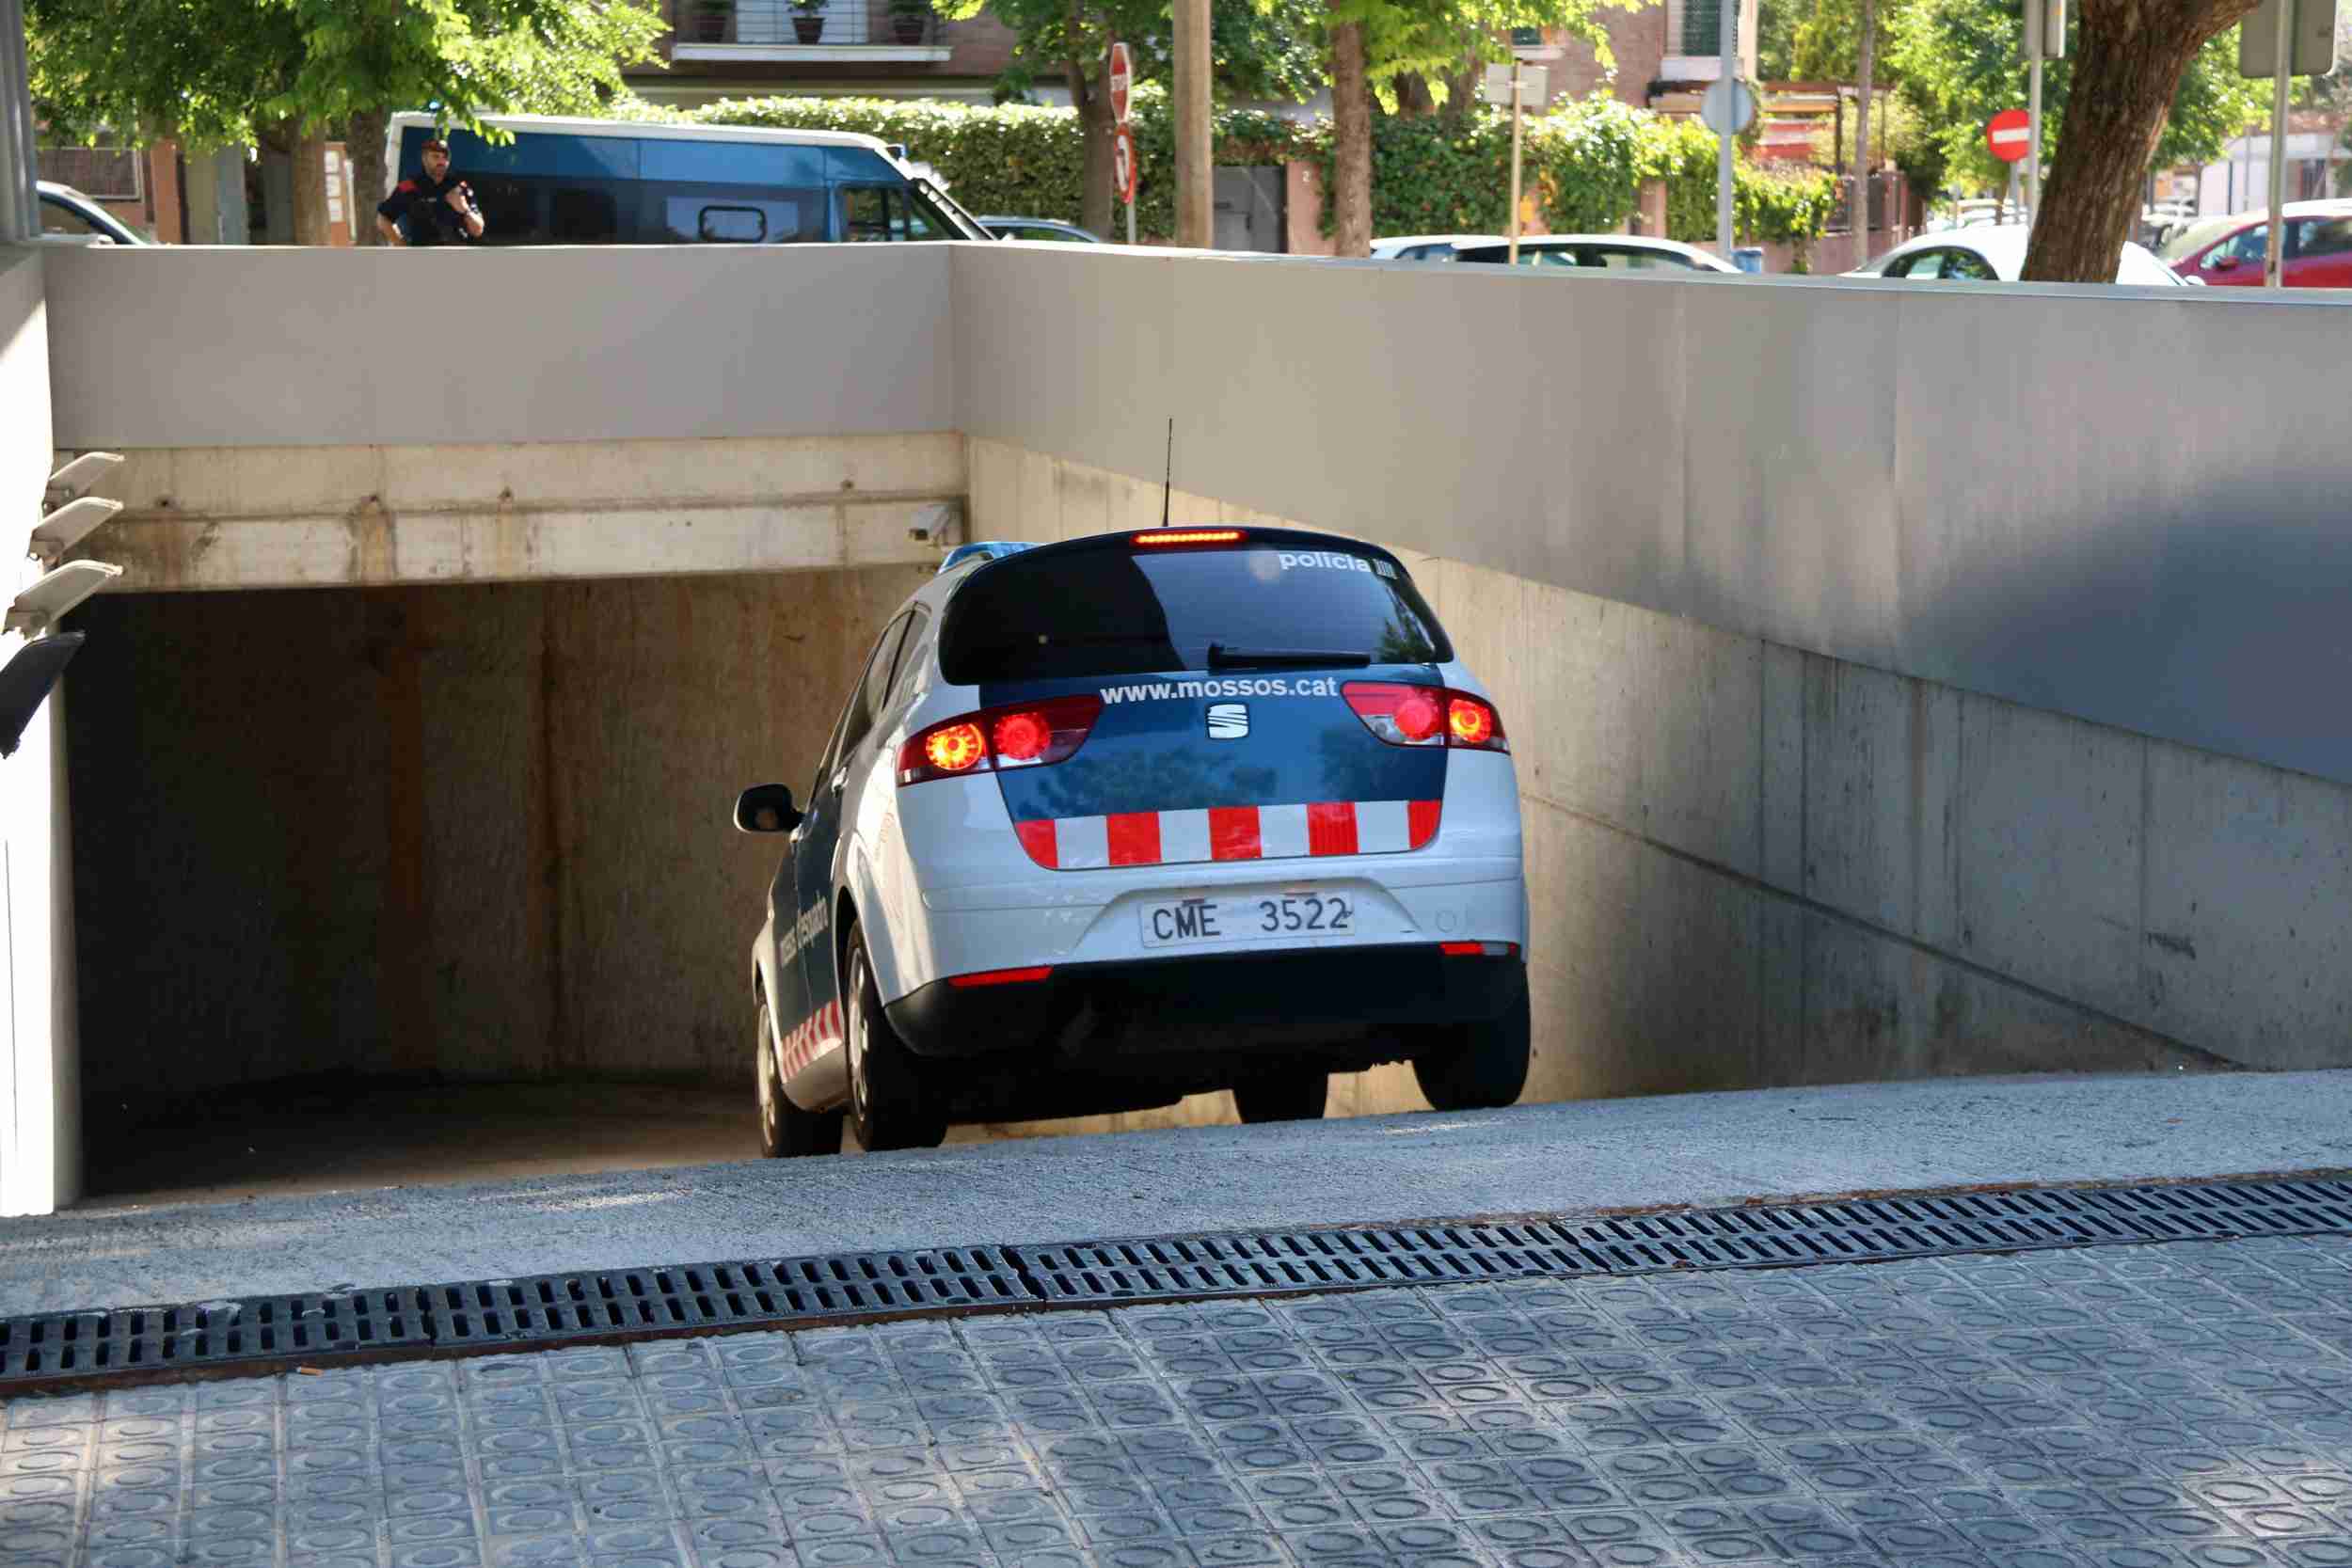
[[675, 0, 946, 47]]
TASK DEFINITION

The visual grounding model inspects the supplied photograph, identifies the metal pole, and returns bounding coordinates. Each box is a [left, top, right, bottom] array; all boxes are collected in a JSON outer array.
[[2265, 0, 2292, 287], [1717, 0, 1737, 259], [0, 0, 38, 244], [2026, 0, 2043, 230], [1508, 72, 1523, 265]]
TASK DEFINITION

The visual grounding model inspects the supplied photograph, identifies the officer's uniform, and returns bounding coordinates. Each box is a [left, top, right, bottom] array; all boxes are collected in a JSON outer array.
[[377, 172, 478, 245]]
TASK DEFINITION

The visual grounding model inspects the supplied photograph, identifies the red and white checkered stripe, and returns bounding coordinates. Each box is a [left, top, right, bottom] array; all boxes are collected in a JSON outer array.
[[1015, 800, 1440, 870], [776, 997, 842, 1082]]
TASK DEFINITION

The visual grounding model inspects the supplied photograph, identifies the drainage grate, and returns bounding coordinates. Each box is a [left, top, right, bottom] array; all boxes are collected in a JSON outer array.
[[4, 1177, 2346, 1392]]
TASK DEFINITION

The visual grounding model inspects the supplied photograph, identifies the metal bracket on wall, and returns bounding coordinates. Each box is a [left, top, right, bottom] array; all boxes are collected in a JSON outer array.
[[8, 559, 121, 633]]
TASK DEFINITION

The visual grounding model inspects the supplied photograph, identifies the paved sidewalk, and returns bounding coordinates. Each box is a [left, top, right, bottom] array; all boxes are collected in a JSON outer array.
[[10, 1071, 2352, 1317], [7, 1231, 2351, 1568]]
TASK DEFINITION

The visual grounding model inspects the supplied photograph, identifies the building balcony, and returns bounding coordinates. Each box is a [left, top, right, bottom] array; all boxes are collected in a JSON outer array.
[[670, 0, 952, 61]]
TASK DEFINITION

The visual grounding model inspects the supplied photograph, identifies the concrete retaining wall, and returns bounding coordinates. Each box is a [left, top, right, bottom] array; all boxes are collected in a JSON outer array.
[[0, 246, 78, 1214]]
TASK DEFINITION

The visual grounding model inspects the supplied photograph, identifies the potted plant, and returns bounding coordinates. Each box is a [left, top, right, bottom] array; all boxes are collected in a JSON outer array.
[[690, 0, 732, 41], [790, 0, 827, 43], [886, 0, 930, 44]]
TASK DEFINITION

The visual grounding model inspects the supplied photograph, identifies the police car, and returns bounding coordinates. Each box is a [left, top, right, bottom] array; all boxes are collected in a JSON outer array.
[[734, 526, 1529, 1155]]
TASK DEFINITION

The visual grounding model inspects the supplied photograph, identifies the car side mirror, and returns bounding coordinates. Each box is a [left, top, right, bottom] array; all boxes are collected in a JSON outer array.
[[2211, 255, 2237, 270], [734, 784, 802, 834]]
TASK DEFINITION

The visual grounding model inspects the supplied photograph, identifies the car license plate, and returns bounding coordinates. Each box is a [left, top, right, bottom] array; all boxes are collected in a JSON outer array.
[[1139, 890, 1355, 947]]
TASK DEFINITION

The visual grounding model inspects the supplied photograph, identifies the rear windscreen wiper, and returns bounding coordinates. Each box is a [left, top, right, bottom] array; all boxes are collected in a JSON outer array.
[[1206, 644, 1375, 670]]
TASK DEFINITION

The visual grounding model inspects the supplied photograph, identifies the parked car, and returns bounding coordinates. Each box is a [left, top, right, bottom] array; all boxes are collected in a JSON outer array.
[[1369, 233, 1506, 261], [979, 216, 1105, 244], [1847, 225, 2185, 286], [2159, 201, 2352, 289], [736, 526, 1532, 1155], [36, 181, 145, 245], [1452, 235, 1741, 273]]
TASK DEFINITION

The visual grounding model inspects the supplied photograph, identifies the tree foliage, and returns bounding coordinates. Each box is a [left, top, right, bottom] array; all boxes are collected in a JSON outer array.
[[27, 0, 664, 149], [1880, 0, 2263, 198]]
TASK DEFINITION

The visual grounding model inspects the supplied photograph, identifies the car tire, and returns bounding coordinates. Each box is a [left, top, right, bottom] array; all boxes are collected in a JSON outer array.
[[757, 995, 843, 1158], [1412, 970, 1531, 1112], [1232, 1069, 1328, 1124], [844, 925, 946, 1152]]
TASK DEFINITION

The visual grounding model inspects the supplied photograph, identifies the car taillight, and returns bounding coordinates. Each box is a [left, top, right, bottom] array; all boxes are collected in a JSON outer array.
[[1343, 683, 1508, 752], [900, 694, 1103, 785], [1343, 683, 1445, 747], [1448, 696, 1497, 748]]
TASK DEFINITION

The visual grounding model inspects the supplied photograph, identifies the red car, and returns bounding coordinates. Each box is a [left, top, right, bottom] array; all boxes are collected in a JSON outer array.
[[2162, 200, 2352, 288]]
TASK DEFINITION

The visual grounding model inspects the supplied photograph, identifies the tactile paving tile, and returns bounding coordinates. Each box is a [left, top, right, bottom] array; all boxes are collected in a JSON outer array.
[[0, 1232, 2346, 1564]]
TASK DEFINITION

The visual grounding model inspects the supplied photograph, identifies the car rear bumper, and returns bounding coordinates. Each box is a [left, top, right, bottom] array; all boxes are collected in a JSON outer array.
[[883, 941, 1524, 1060]]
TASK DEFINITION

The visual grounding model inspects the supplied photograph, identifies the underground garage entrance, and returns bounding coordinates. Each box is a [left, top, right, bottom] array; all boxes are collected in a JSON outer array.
[[64, 567, 934, 1206]]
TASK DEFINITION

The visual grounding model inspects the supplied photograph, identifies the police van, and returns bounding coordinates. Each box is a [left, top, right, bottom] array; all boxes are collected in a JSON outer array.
[[382, 112, 992, 245], [734, 527, 1530, 1155]]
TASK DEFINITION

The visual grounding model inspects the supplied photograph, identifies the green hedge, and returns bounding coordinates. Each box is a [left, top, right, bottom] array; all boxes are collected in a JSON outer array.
[[1645, 115, 1838, 266], [694, 85, 1307, 239], [691, 88, 1833, 252]]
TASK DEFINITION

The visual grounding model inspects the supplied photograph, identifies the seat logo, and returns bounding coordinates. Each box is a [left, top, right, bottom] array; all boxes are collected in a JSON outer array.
[[1207, 702, 1248, 740]]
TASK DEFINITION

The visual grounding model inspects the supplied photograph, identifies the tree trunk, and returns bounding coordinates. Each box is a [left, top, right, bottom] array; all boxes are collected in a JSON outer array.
[[1067, 54, 1116, 239], [269, 122, 334, 246], [1328, 7, 1372, 257], [348, 109, 388, 246], [2022, 0, 2251, 281], [1851, 0, 1873, 270]]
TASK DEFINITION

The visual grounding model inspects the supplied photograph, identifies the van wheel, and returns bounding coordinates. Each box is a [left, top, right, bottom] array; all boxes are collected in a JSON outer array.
[[758, 995, 842, 1158], [844, 926, 946, 1152], [1412, 974, 1531, 1112], [1232, 1069, 1328, 1124]]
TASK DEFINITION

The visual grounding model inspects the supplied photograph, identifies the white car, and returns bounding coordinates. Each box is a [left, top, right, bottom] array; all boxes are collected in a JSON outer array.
[[1450, 235, 1743, 273], [736, 527, 1532, 1154], [1847, 224, 2186, 285], [1369, 233, 1507, 261]]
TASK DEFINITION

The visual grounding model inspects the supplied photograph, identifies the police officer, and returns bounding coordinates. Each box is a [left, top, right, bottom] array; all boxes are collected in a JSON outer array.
[[375, 138, 485, 246]]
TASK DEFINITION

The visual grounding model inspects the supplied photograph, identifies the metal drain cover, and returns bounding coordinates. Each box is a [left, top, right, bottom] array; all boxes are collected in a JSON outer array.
[[3, 1176, 2345, 1393]]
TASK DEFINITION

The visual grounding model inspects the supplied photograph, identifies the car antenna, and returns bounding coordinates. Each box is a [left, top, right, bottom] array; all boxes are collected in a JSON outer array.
[[1160, 418, 1173, 529]]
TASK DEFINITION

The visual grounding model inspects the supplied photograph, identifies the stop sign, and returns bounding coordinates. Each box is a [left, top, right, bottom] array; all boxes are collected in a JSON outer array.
[[1985, 108, 2032, 163], [1108, 42, 1133, 125]]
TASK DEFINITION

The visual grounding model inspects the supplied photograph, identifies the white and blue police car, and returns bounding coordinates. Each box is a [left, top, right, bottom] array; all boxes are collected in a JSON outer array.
[[734, 526, 1530, 1155]]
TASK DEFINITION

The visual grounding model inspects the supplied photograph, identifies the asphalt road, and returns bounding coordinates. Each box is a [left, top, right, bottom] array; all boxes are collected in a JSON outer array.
[[5, 1070, 2349, 1317]]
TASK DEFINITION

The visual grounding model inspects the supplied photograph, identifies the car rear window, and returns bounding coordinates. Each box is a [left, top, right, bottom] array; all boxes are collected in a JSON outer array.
[[939, 542, 1453, 684]]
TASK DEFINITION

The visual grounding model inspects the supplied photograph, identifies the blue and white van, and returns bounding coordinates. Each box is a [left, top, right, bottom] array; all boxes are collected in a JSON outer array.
[[382, 112, 991, 245], [734, 527, 1532, 1154]]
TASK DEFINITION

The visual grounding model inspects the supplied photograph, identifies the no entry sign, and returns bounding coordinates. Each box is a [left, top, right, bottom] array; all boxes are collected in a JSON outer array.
[[1985, 108, 2032, 163], [1113, 125, 1137, 205]]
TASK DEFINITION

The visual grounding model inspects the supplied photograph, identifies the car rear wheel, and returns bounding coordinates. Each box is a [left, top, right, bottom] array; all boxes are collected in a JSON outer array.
[[845, 926, 946, 1152], [1412, 971, 1531, 1111], [1232, 1068, 1328, 1124], [757, 995, 843, 1158]]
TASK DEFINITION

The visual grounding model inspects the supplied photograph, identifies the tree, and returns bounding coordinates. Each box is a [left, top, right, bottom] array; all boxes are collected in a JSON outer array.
[[936, 0, 1325, 239], [1756, 0, 1804, 79], [1884, 0, 2261, 208], [1317, 0, 1643, 254], [28, 0, 662, 244], [2020, 0, 2264, 278]]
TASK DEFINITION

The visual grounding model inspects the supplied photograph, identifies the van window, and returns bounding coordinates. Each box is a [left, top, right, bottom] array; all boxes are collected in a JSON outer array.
[[842, 185, 946, 242], [940, 543, 1451, 684]]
